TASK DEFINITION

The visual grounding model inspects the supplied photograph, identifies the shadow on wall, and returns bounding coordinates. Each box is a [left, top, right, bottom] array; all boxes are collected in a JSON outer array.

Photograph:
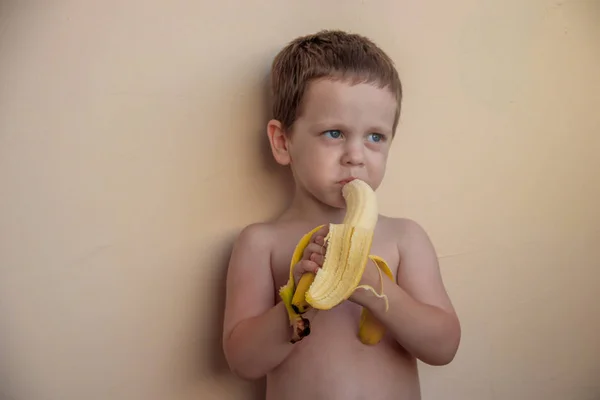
[[204, 235, 266, 399], [197, 69, 287, 399], [257, 68, 295, 211]]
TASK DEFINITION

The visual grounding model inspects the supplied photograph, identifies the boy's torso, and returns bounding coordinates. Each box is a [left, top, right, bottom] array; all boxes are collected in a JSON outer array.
[[263, 215, 422, 400]]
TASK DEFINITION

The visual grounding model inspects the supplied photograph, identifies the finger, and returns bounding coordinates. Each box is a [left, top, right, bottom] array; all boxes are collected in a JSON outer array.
[[294, 259, 319, 280], [307, 242, 325, 254], [310, 252, 324, 266], [310, 225, 329, 242], [314, 235, 327, 247], [302, 243, 325, 261], [303, 259, 320, 273]]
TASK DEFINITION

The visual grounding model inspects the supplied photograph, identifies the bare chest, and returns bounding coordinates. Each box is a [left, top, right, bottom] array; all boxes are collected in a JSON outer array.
[[265, 221, 420, 400]]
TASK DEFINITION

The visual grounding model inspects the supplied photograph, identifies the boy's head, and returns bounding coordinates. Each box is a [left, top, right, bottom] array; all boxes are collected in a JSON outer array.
[[267, 30, 402, 209]]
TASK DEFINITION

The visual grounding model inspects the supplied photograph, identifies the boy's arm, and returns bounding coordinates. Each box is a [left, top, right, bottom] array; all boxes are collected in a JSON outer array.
[[222, 223, 295, 380], [353, 218, 461, 366]]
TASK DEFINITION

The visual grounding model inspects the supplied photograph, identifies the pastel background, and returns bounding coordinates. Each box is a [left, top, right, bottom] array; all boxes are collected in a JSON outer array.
[[1, 1, 598, 399]]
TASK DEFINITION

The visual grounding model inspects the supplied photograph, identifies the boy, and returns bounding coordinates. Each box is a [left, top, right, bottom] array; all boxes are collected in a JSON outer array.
[[222, 30, 461, 399]]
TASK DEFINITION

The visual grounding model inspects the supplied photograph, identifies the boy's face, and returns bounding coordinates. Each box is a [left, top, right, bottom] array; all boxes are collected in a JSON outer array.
[[269, 78, 397, 209]]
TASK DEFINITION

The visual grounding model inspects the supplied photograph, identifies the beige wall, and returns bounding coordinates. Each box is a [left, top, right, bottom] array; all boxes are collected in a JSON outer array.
[[1, 1, 599, 399]]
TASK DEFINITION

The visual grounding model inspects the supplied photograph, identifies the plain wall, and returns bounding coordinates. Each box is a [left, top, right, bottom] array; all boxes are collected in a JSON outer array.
[[1, 1, 599, 399]]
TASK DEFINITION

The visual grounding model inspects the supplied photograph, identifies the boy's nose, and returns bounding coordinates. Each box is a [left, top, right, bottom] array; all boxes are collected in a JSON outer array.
[[341, 142, 365, 166]]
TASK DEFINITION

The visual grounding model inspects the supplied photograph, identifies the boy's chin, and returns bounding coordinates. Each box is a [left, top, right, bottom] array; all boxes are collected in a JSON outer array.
[[328, 202, 346, 210], [323, 194, 347, 210]]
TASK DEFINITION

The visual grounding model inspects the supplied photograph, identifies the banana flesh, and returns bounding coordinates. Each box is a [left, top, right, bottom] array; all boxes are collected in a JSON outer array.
[[278, 179, 393, 344]]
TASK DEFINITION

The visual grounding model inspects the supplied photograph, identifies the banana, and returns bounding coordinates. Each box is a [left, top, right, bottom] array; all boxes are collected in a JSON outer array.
[[279, 226, 323, 343], [278, 179, 394, 345]]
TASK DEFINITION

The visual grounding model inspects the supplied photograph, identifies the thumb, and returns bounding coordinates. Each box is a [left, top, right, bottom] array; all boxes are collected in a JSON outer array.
[[294, 260, 318, 285]]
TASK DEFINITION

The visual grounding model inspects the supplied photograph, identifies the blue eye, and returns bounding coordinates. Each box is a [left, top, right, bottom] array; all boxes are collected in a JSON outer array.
[[368, 133, 384, 142], [323, 130, 342, 139]]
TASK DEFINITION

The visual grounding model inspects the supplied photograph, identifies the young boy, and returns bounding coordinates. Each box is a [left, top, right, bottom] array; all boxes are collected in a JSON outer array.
[[222, 30, 461, 399]]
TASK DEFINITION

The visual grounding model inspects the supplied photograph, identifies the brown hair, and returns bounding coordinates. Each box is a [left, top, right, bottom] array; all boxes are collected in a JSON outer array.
[[270, 29, 403, 134]]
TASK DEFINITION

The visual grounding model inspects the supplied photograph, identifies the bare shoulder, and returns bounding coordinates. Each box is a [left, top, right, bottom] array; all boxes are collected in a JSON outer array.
[[378, 216, 435, 254], [380, 216, 456, 314], [222, 221, 279, 339], [226, 221, 278, 279], [381, 217, 435, 251], [233, 221, 278, 251]]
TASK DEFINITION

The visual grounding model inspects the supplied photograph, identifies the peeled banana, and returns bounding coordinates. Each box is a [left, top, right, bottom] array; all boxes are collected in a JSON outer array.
[[278, 179, 394, 344]]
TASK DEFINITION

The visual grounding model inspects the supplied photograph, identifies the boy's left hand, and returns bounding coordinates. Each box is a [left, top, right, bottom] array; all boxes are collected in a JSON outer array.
[[348, 257, 384, 307]]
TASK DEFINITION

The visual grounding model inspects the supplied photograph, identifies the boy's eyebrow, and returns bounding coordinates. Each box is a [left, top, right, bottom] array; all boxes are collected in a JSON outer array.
[[310, 120, 393, 135], [367, 125, 394, 135], [308, 119, 350, 131], [309, 119, 392, 134]]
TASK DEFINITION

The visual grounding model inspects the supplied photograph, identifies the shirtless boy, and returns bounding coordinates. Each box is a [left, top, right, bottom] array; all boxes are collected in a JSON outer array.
[[222, 30, 461, 400]]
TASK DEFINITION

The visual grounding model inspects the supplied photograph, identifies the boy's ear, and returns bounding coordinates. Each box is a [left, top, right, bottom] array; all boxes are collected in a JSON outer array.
[[266, 119, 291, 166]]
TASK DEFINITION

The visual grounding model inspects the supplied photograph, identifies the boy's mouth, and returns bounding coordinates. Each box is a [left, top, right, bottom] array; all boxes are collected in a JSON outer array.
[[338, 177, 357, 185]]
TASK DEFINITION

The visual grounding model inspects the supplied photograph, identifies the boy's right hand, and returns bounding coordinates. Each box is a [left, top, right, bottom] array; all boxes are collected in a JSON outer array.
[[293, 225, 329, 286]]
